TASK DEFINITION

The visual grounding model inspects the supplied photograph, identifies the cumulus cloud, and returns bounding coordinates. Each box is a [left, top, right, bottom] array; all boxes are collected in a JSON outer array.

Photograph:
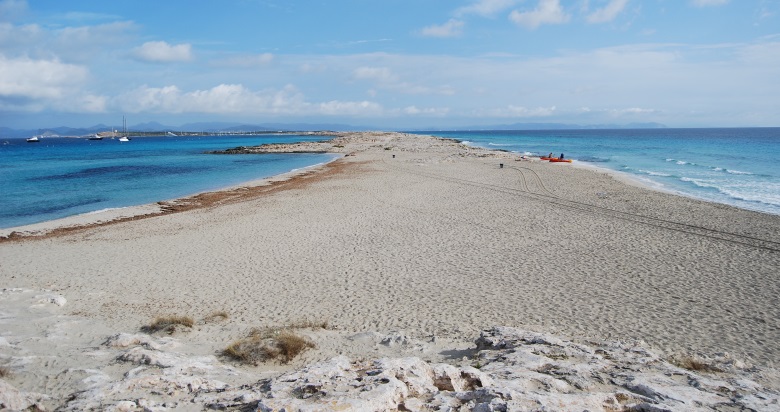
[[586, 0, 628, 24], [691, 0, 729, 6], [0, 55, 87, 100], [115, 83, 382, 116], [455, 0, 519, 17], [509, 0, 570, 30], [0, 54, 106, 112], [132, 41, 193, 63], [420, 19, 464, 38]]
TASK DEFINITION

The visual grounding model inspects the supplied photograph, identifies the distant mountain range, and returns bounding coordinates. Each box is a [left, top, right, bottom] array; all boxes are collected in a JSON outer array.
[[0, 121, 668, 139]]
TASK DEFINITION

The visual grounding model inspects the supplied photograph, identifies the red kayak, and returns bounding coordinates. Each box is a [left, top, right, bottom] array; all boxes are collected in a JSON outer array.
[[549, 158, 572, 163]]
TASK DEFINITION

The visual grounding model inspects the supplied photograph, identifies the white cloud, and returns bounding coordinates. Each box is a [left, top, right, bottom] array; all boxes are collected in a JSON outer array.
[[509, 0, 570, 30], [132, 41, 193, 63], [420, 19, 464, 38], [586, 0, 628, 24], [0, 55, 87, 100], [0, 55, 105, 112], [455, 0, 519, 17], [691, 0, 729, 6], [115, 83, 383, 117]]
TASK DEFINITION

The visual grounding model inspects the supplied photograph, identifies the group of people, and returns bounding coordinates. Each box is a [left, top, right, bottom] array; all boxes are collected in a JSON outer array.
[[547, 152, 565, 159]]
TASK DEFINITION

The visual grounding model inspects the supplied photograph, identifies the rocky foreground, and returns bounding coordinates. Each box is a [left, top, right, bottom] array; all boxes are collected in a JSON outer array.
[[2, 325, 777, 411]]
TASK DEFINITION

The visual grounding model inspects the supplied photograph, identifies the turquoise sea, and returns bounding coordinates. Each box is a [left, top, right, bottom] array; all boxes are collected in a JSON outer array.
[[413, 128, 780, 216], [0, 134, 338, 229], [2, 128, 778, 230]]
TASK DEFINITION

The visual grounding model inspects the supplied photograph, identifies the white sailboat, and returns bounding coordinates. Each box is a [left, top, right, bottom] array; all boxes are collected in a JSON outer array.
[[118, 116, 131, 142]]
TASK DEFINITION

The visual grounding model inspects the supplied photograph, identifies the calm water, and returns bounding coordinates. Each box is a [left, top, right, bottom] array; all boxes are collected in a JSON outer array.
[[413, 128, 780, 216], [0, 134, 338, 229]]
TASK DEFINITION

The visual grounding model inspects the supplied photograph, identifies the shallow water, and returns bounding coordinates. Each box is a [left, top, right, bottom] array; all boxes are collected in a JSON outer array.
[[413, 128, 780, 216], [0, 134, 338, 229]]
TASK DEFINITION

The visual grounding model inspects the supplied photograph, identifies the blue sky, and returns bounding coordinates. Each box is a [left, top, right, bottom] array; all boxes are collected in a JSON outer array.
[[1, 0, 778, 129]]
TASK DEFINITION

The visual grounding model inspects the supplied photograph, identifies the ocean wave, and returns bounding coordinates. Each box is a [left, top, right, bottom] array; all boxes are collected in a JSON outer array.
[[679, 176, 716, 189], [726, 169, 753, 175], [488, 143, 512, 147], [460, 140, 473, 146], [679, 178, 780, 207], [639, 170, 672, 177]]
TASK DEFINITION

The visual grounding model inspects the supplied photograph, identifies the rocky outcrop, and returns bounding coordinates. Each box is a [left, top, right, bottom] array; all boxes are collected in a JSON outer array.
[[19, 327, 770, 411]]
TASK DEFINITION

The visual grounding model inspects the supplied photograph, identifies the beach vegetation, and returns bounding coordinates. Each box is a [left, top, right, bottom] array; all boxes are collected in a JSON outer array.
[[204, 310, 229, 323], [142, 315, 194, 334], [670, 355, 722, 373], [223, 327, 316, 365], [289, 318, 330, 330]]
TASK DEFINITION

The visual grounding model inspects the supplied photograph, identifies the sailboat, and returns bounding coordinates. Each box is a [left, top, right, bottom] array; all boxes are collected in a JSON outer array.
[[118, 116, 130, 142], [26, 136, 40, 142]]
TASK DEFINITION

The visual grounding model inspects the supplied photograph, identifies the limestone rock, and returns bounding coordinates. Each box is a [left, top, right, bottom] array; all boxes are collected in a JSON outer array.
[[27, 326, 780, 411], [0, 379, 48, 411], [33, 293, 66, 307]]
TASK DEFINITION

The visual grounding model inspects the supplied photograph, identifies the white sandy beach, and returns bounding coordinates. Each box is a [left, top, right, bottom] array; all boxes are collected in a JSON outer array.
[[1, 132, 779, 410]]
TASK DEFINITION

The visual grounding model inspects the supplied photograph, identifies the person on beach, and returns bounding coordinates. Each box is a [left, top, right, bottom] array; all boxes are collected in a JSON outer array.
[[548, 152, 553, 158], [560, 153, 565, 159]]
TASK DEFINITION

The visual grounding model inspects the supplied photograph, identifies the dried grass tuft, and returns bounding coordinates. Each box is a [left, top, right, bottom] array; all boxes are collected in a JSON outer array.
[[289, 319, 330, 330], [224, 328, 315, 365], [142, 315, 194, 334], [204, 311, 229, 324], [671, 355, 722, 373]]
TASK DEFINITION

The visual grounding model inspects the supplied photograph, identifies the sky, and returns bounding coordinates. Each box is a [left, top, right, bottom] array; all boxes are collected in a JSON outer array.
[[1, 0, 779, 130]]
